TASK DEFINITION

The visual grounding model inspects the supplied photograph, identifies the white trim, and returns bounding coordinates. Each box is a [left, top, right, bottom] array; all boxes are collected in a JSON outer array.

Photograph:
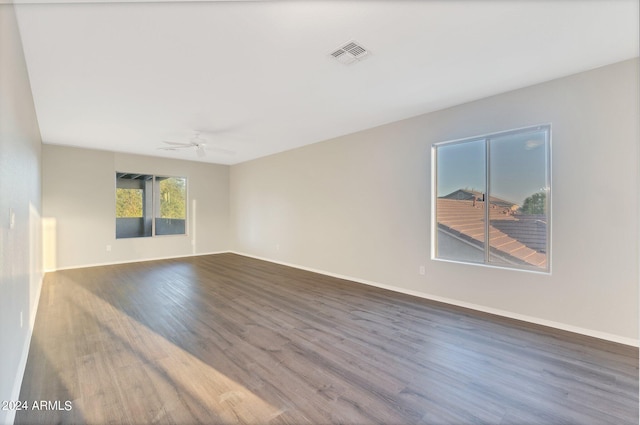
[[231, 251, 639, 347], [5, 275, 43, 425], [47, 251, 228, 272]]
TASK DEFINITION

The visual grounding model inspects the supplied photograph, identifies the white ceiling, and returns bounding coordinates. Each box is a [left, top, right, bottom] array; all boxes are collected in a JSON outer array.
[[14, 0, 639, 165]]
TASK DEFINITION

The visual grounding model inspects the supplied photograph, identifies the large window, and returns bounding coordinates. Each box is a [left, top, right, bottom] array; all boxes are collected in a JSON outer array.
[[432, 125, 551, 272], [115, 173, 187, 239]]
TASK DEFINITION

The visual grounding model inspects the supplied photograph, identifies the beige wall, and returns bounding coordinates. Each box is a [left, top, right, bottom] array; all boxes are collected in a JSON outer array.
[[0, 5, 43, 424], [230, 59, 639, 344], [43, 146, 230, 269]]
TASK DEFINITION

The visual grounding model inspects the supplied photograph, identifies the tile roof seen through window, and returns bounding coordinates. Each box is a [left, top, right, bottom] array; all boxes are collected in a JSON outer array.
[[437, 196, 547, 268]]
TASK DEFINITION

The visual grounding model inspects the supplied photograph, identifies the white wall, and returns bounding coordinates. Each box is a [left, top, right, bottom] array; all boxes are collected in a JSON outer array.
[[0, 5, 43, 425], [231, 59, 639, 344], [43, 146, 230, 269]]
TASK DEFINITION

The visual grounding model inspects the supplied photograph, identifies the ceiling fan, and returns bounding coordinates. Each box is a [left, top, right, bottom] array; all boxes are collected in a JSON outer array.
[[158, 132, 234, 158]]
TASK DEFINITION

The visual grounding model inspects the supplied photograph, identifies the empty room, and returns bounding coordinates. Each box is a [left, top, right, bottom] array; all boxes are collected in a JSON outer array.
[[1, 1, 639, 424]]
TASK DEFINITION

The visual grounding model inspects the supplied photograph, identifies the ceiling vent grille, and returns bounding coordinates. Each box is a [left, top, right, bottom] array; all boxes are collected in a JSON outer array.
[[330, 40, 370, 64]]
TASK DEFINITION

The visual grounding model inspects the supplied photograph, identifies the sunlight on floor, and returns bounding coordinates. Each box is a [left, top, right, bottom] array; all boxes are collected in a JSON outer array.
[[35, 278, 282, 424]]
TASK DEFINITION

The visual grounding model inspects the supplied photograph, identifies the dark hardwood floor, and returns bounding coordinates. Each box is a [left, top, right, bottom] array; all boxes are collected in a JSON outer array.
[[16, 253, 639, 424]]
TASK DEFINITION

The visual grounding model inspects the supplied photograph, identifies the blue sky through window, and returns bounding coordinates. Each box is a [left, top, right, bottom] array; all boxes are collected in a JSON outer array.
[[436, 129, 547, 207]]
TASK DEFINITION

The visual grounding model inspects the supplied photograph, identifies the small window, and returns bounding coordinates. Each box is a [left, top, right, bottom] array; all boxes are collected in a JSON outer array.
[[115, 173, 187, 239], [432, 125, 551, 272]]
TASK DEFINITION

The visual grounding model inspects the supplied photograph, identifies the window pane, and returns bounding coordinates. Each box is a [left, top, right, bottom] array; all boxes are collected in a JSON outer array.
[[435, 139, 486, 263], [116, 174, 152, 238], [155, 176, 186, 236], [488, 130, 549, 269], [116, 188, 143, 217]]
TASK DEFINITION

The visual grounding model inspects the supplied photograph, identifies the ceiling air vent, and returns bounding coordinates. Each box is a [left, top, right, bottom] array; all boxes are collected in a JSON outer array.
[[330, 40, 370, 65]]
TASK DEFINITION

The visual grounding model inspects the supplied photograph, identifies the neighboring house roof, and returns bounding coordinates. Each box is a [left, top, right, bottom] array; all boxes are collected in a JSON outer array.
[[440, 189, 484, 201], [440, 189, 518, 210], [436, 197, 547, 268]]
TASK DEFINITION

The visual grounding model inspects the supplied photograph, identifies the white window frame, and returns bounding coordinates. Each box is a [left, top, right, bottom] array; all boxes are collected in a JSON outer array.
[[431, 124, 552, 273]]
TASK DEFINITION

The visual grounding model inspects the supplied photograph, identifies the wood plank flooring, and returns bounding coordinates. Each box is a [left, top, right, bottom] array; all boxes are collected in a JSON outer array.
[[16, 253, 639, 424]]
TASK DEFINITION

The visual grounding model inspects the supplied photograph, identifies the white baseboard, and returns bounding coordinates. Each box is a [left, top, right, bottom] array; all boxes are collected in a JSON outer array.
[[4, 275, 44, 425], [230, 251, 640, 347], [46, 251, 229, 272]]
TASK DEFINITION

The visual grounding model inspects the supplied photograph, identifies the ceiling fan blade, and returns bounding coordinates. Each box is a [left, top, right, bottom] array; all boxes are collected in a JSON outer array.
[[158, 133, 235, 158], [162, 141, 194, 147]]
